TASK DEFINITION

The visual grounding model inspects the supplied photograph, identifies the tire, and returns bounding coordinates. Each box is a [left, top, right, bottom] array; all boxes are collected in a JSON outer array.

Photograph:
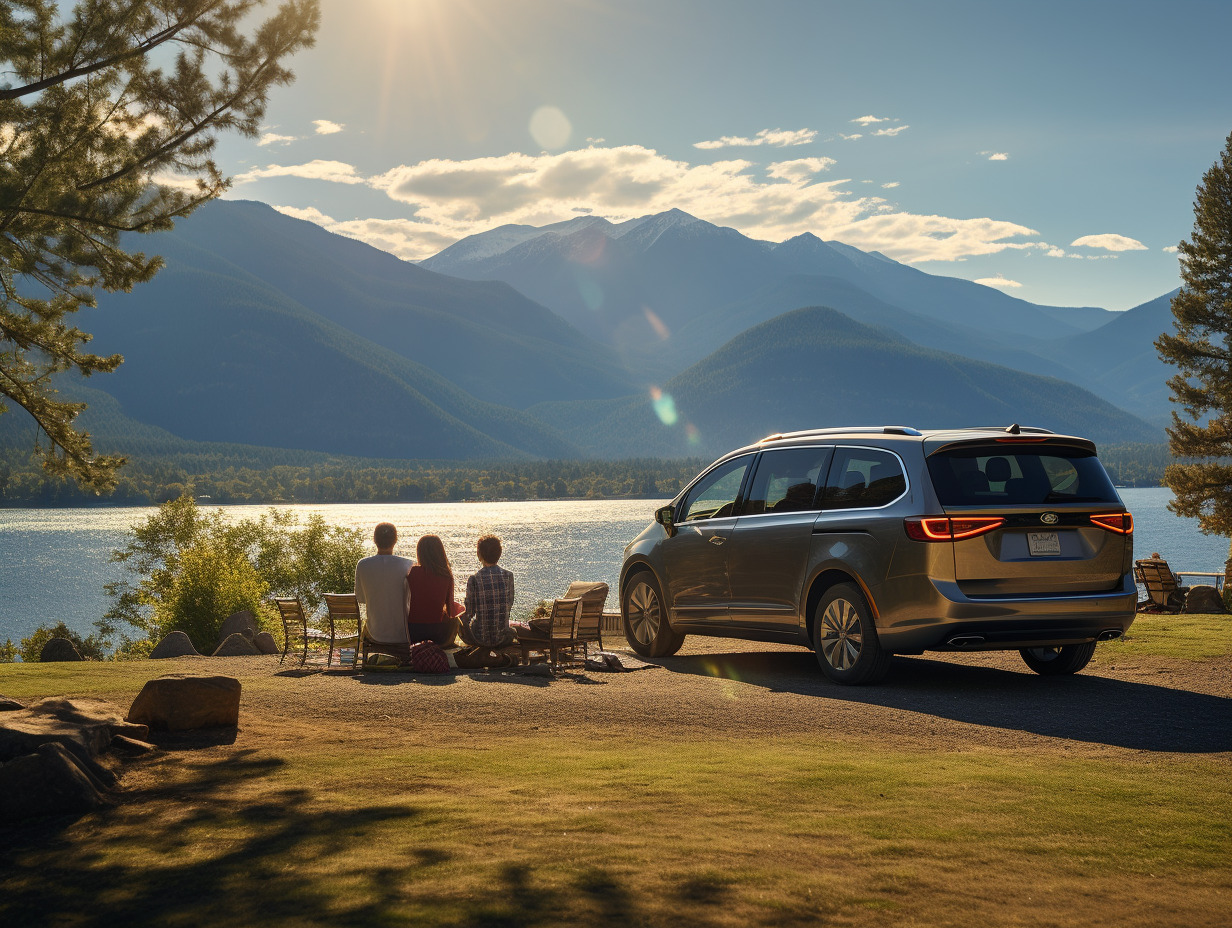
[[622, 572, 685, 658], [1019, 641, 1097, 676], [813, 583, 892, 685]]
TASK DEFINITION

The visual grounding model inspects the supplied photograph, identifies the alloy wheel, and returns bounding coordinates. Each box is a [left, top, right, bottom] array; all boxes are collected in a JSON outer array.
[[819, 597, 863, 670], [626, 580, 661, 647]]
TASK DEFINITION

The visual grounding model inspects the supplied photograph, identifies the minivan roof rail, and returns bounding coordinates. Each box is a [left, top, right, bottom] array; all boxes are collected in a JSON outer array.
[[759, 426, 922, 443]]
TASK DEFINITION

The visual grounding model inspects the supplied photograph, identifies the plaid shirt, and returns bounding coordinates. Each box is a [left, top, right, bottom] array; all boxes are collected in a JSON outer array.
[[464, 565, 515, 647]]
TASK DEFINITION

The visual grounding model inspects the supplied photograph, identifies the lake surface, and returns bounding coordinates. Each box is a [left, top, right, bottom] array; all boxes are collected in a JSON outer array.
[[0, 489, 1227, 647]]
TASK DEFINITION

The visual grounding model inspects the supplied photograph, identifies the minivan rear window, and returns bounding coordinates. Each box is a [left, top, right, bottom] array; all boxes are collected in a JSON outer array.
[[927, 446, 1120, 507]]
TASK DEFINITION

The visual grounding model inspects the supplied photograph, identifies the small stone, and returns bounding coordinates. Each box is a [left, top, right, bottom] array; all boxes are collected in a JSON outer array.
[[126, 675, 241, 731], [212, 633, 261, 657], [253, 631, 280, 655], [39, 637, 83, 662], [0, 696, 23, 712], [1182, 585, 1226, 614], [149, 631, 201, 659], [215, 610, 258, 649], [109, 734, 157, 755]]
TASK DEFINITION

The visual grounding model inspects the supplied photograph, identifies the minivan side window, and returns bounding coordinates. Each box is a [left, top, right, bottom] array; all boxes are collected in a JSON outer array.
[[741, 447, 832, 515], [679, 456, 752, 522], [822, 448, 907, 510]]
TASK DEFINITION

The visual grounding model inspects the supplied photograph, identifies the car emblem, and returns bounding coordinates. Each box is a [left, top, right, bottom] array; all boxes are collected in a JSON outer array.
[[1041, 512, 1059, 525]]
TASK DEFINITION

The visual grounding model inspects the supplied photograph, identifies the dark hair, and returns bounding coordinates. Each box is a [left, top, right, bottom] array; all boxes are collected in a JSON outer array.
[[373, 522, 398, 549], [416, 534, 453, 582], [477, 534, 502, 564]]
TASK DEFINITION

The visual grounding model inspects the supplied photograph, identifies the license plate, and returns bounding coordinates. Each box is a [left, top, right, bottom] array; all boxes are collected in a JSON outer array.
[[1027, 531, 1061, 556]]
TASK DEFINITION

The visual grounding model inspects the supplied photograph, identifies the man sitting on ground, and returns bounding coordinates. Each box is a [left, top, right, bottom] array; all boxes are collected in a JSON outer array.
[[354, 522, 414, 645], [460, 533, 516, 649]]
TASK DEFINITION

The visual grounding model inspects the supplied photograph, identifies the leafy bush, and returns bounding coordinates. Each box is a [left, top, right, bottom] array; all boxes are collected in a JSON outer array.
[[98, 495, 365, 652], [0, 639, 16, 663], [18, 622, 107, 663], [110, 637, 155, 662]]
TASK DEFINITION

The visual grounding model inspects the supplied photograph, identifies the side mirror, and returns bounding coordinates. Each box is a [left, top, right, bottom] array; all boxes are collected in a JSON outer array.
[[655, 504, 676, 536]]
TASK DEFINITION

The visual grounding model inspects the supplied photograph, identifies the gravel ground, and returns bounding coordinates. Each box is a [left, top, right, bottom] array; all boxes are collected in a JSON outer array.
[[173, 635, 1232, 758]]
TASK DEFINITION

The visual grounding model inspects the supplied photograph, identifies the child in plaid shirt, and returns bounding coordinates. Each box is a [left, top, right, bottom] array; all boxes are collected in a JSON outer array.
[[460, 534, 515, 648]]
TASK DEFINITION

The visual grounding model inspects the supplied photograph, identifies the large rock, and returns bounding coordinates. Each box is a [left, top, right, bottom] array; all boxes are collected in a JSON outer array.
[[0, 697, 147, 765], [212, 633, 261, 657], [215, 610, 258, 648], [1183, 584, 1227, 614], [126, 675, 241, 731], [0, 695, 23, 712], [253, 631, 280, 655], [0, 742, 110, 823], [40, 637, 83, 662], [150, 631, 201, 659]]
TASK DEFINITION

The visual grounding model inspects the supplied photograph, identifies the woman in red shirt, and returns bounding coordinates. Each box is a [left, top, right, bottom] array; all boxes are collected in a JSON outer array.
[[406, 534, 462, 645]]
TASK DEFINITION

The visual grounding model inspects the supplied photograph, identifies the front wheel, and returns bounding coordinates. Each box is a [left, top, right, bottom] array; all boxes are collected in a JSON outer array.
[[622, 573, 685, 658], [1019, 642, 1096, 676], [813, 583, 891, 685]]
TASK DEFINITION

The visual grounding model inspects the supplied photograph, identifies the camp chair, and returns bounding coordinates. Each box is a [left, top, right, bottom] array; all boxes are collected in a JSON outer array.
[[518, 597, 584, 670], [272, 597, 331, 666], [562, 581, 609, 661], [321, 593, 363, 667], [1133, 558, 1187, 613]]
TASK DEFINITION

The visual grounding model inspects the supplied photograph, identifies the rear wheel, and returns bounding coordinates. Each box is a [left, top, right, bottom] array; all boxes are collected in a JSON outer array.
[[622, 573, 685, 658], [1019, 642, 1097, 676], [813, 583, 892, 685]]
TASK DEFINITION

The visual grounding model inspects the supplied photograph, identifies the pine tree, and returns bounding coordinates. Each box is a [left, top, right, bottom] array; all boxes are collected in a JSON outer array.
[[0, 1, 319, 491], [1155, 130, 1232, 582]]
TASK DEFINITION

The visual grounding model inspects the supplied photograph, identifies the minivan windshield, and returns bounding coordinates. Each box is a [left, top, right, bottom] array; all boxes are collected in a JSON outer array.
[[927, 445, 1120, 507]]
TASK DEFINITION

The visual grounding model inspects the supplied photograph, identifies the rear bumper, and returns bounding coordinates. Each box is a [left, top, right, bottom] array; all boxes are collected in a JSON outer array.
[[877, 571, 1138, 653]]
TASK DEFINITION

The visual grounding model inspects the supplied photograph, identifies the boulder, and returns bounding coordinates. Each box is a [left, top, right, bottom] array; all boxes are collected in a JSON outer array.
[[150, 631, 201, 659], [0, 697, 144, 770], [40, 637, 83, 662], [212, 633, 261, 657], [126, 675, 241, 731], [0, 742, 110, 823], [0, 695, 24, 712], [215, 610, 258, 648], [254, 631, 280, 655], [1183, 584, 1227, 614]]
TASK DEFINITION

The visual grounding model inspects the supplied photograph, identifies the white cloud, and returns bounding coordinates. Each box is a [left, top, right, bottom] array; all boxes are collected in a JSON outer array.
[[1162, 244, 1179, 253], [987, 152, 1009, 161], [974, 275, 1023, 289], [839, 133, 863, 141], [250, 144, 1040, 264], [257, 132, 297, 147], [872, 125, 909, 137], [233, 159, 367, 185], [694, 127, 817, 150], [1070, 233, 1147, 252], [852, 115, 890, 125], [1045, 246, 1068, 258], [313, 119, 344, 135], [881, 181, 900, 189]]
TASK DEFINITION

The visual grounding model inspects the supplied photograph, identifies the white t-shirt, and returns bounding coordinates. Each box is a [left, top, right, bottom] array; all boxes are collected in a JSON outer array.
[[354, 554, 414, 643]]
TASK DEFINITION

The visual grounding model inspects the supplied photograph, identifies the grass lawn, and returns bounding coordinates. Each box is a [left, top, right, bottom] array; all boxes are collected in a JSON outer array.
[[1, 615, 1229, 927]]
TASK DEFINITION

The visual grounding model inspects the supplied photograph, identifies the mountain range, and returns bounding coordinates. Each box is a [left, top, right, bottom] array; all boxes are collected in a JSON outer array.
[[1, 200, 1177, 466]]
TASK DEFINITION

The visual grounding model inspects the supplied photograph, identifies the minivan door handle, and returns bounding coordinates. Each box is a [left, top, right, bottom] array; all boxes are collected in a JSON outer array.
[[708, 535, 726, 546]]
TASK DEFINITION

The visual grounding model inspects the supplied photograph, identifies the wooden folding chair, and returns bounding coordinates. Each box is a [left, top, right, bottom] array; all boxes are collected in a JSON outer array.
[[517, 597, 583, 670], [1133, 558, 1187, 613], [321, 593, 363, 668], [562, 581, 609, 663]]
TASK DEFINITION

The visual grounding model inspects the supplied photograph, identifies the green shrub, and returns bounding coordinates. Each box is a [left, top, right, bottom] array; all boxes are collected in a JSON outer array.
[[98, 495, 364, 652], [0, 639, 16, 663], [18, 622, 107, 663], [110, 637, 155, 661]]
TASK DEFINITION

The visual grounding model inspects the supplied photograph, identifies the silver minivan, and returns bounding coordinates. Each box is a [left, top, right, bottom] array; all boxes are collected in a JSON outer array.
[[619, 426, 1136, 684]]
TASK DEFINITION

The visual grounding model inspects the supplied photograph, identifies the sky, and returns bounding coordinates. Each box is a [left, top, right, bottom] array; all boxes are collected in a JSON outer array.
[[208, 0, 1232, 312]]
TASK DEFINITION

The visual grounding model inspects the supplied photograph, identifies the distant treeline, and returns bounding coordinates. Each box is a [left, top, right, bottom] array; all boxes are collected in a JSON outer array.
[[0, 442, 1177, 507], [0, 451, 708, 506]]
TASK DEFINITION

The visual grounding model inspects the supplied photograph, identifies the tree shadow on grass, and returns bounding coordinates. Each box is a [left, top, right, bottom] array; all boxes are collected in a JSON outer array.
[[654, 649, 1232, 753], [0, 745, 795, 928]]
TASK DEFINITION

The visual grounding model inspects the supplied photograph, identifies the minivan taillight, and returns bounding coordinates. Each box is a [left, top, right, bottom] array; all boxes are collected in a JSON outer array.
[[1090, 512, 1133, 534], [904, 516, 1005, 542]]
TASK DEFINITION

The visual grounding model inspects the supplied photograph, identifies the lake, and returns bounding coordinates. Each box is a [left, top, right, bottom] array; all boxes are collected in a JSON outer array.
[[0, 489, 1226, 647]]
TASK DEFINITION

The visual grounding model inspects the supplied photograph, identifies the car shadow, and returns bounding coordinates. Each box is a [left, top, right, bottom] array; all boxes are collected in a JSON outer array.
[[652, 648, 1232, 753]]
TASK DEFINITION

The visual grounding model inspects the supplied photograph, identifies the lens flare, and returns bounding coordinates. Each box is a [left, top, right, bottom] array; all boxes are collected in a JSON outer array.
[[572, 268, 604, 311], [529, 105, 571, 149], [642, 306, 671, 340], [649, 387, 678, 426], [685, 423, 701, 445]]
